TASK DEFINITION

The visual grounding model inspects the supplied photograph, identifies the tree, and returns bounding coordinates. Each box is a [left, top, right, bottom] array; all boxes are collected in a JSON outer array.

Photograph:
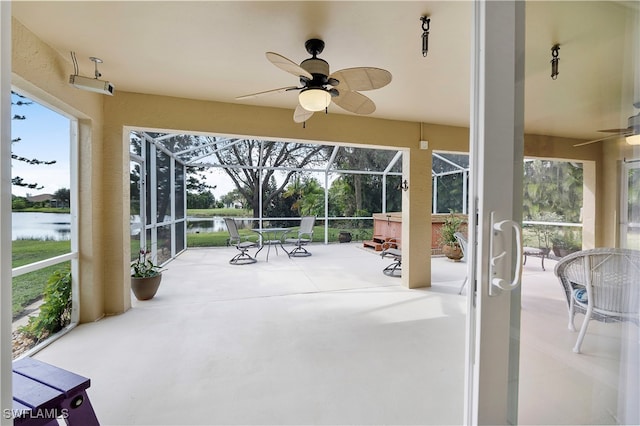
[[220, 189, 244, 209], [523, 160, 582, 222], [186, 167, 215, 193], [187, 190, 216, 209], [329, 148, 402, 216], [12, 196, 28, 210], [211, 138, 330, 219], [328, 178, 355, 216], [186, 168, 217, 209], [522, 160, 584, 250], [53, 188, 71, 208], [283, 175, 325, 216], [11, 92, 57, 190]]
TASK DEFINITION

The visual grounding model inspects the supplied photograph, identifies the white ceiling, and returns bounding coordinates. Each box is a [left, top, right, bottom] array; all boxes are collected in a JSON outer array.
[[11, 1, 640, 141]]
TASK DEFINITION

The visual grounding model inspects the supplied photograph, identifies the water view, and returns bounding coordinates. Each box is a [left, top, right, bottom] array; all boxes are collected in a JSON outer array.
[[187, 217, 252, 233], [12, 212, 71, 241], [14, 214, 268, 239]]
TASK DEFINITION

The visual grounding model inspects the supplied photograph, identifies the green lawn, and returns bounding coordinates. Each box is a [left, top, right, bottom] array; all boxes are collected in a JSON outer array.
[[12, 239, 71, 318], [187, 208, 252, 218], [186, 226, 374, 247], [13, 207, 70, 214]]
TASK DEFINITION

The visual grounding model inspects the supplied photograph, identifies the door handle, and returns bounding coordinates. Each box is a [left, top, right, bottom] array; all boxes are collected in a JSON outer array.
[[489, 212, 523, 296]]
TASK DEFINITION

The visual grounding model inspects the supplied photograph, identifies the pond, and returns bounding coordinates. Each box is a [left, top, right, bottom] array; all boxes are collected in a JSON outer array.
[[12, 212, 71, 241], [187, 217, 252, 234], [13, 213, 258, 240]]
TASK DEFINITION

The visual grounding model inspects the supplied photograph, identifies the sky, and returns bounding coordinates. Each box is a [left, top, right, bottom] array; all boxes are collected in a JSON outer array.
[[11, 92, 71, 198]]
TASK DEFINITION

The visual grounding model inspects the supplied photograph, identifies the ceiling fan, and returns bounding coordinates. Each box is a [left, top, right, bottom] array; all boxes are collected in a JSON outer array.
[[574, 103, 640, 147], [236, 38, 392, 124]]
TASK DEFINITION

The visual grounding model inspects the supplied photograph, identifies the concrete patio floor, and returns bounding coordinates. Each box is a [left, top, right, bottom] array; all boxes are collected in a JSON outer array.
[[28, 243, 629, 425]]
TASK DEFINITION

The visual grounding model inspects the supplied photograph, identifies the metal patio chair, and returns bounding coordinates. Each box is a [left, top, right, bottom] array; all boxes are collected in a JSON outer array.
[[380, 239, 402, 277], [284, 216, 315, 257], [554, 248, 640, 353], [224, 217, 258, 265]]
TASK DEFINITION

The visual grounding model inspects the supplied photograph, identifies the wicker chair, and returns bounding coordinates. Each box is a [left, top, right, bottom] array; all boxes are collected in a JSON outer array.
[[554, 248, 640, 353]]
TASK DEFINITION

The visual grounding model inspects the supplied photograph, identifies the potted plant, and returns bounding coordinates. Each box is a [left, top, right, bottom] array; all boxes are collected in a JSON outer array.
[[439, 212, 464, 261], [130, 249, 164, 300]]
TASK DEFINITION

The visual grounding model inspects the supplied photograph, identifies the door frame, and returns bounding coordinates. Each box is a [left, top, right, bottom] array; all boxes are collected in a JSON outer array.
[[464, 1, 525, 424]]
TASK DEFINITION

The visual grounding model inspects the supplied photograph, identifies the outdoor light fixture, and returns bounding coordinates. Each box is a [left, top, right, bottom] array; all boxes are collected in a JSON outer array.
[[298, 88, 331, 112], [550, 44, 560, 80], [401, 179, 409, 191], [421, 16, 430, 57]]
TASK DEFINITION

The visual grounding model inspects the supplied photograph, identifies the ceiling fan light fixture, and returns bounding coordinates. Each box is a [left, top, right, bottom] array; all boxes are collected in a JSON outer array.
[[626, 134, 640, 145], [299, 88, 331, 112], [626, 114, 640, 144]]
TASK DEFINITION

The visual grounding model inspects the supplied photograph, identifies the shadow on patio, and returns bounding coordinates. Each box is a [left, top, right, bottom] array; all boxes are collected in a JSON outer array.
[[28, 244, 625, 425]]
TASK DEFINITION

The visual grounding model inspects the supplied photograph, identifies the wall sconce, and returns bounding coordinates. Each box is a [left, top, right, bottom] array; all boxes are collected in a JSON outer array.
[[420, 16, 430, 57], [550, 44, 560, 80], [400, 179, 409, 191]]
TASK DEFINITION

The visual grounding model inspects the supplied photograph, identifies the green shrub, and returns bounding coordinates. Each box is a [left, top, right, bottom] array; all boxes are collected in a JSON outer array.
[[439, 212, 464, 247], [19, 270, 72, 342], [528, 212, 563, 248]]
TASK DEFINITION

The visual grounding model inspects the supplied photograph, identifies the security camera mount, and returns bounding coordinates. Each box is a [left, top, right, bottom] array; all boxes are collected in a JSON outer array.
[[69, 54, 115, 95]]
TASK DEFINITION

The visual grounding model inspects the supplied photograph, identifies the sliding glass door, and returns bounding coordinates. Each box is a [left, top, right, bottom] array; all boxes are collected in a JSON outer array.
[[466, 2, 639, 424]]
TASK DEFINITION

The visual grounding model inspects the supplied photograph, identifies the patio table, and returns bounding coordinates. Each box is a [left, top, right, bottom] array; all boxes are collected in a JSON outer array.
[[252, 227, 292, 261]]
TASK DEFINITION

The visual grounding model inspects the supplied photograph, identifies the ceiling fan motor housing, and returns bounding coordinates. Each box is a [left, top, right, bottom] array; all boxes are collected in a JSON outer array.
[[300, 57, 330, 87], [629, 113, 640, 133]]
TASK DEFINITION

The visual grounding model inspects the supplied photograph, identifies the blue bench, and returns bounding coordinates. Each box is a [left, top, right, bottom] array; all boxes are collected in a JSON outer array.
[[11, 357, 99, 425]]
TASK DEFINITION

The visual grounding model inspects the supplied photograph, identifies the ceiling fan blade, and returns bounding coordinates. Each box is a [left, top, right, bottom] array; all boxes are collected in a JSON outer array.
[[332, 91, 376, 115], [293, 104, 314, 123], [330, 67, 392, 92], [597, 128, 631, 134], [573, 133, 630, 147], [266, 52, 313, 80], [236, 86, 299, 100]]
